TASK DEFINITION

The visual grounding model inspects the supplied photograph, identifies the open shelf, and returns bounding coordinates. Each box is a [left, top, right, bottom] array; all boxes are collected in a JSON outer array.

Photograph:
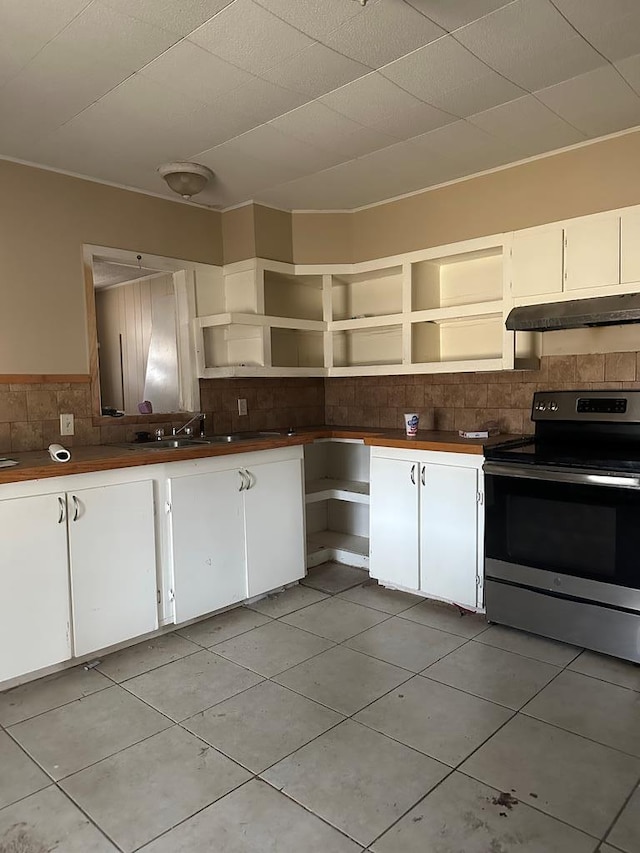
[[271, 328, 324, 369], [306, 530, 369, 569], [332, 266, 403, 321], [333, 325, 403, 367], [411, 314, 503, 365], [305, 478, 369, 505], [202, 323, 264, 370], [264, 270, 323, 321], [412, 248, 503, 312]]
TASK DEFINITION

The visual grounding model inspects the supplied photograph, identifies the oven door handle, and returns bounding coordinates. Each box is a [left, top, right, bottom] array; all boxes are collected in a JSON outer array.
[[483, 462, 640, 490]]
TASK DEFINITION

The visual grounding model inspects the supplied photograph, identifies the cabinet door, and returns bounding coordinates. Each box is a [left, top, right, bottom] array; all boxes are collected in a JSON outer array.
[[620, 208, 640, 284], [244, 458, 305, 598], [420, 463, 478, 609], [68, 480, 158, 657], [0, 494, 71, 682], [369, 456, 419, 589], [511, 225, 564, 299], [170, 469, 247, 623], [564, 216, 620, 292]]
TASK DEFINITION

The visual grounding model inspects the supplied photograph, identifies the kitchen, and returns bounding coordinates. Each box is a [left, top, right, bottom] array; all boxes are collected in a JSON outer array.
[[2, 1, 640, 851]]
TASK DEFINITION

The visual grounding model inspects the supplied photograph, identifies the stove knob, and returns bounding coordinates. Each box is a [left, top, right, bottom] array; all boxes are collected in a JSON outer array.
[[536, 401, 547, 411], [549, 401, 558, 412]]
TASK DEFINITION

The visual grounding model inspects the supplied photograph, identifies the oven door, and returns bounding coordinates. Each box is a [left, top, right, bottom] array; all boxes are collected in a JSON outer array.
[[484, 463, 640, 601]]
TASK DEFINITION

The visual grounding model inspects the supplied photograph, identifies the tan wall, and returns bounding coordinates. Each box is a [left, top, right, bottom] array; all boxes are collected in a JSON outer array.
[[0, 160, 222, 375], [222, 204, 256, 264], [292, 130, 640, 264], [254, 204, 293, 263]]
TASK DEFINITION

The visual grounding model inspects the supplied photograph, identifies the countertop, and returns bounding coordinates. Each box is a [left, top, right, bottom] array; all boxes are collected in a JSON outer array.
[[0, 427, 518, 485]]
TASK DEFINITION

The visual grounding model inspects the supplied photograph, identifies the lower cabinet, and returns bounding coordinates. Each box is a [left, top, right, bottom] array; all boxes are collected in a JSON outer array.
[[168, 450, 305, 623], [370, 448, 483, 610], [68, 480, 158, 657], [0, 493, 72, 683], [0, 479, 158, 683]]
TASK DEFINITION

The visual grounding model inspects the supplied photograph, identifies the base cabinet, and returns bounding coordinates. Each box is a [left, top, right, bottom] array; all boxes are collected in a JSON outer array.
[[0, 493, 71, 683], [370, 449, 483, 610], [169, 451, 305, 622], [68, 480, 158, 657]]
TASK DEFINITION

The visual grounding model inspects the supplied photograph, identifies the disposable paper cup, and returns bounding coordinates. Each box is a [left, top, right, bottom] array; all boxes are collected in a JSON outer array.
[[404, 413, 419, 436]]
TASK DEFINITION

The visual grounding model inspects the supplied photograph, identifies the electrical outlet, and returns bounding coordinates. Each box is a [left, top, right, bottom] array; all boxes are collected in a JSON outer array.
[[237, 398, 248, 416], [60, 413, 74, 436]]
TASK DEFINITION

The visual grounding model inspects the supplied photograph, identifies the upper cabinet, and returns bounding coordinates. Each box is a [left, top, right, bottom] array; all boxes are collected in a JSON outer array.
[[511, 205, 640, 305], [564, 214, 620, 292]]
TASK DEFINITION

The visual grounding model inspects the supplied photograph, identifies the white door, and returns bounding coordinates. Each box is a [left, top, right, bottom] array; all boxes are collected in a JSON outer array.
[[510, 225, 564, 299], [169, 469, 247, 623], [0, 493, 71, 682], [370, 455, 419, 589], [564, 216, 620, 292], [620, 209, 640, 284], [68, 480, 158, 657], [420, 463, 478, 609], [244, 458, 305, 598]]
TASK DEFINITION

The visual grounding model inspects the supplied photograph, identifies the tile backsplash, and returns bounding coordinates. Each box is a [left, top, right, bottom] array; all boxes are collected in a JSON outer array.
[[2, 352, 639, 452]]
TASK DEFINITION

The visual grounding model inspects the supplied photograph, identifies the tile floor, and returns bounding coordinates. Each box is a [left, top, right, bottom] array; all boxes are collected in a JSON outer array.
[[1, 562, 640, 852]]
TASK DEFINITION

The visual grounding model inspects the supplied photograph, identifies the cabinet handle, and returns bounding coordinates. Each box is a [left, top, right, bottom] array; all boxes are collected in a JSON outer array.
[[239, 470, 250, 491], [410, 463, 416, 485], [421, 465, 426, 486], [246, 470, 255, 490], [57, 495, 65, 524], [238, 471, 245, 491], [71, 494, 79, 521]]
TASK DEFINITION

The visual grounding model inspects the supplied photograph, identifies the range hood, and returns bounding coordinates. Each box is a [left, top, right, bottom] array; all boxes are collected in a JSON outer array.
[[506, 293, 640, 332]]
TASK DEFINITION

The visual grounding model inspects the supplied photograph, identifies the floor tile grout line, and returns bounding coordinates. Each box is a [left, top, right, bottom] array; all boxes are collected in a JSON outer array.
[[599, 769, 640, 848], [0, 679, 115, 729], [53, 781, 127, 852]]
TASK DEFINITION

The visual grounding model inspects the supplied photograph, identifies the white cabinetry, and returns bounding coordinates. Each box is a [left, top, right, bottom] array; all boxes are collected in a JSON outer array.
[[620, 208, 640, 284], [510, 224, 564, 299], [68, 480, 158, 656], [169, 448, 305, 621], [564, 215, 620, 292], [370, 448, 483, 610], [0, 493, 71, 682], [1, 476, 159, 681]]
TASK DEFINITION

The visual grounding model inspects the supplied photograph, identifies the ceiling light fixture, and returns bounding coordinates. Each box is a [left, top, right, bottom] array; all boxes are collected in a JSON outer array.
[[353, 0, 368, 5], [158, 161, 214, 200]]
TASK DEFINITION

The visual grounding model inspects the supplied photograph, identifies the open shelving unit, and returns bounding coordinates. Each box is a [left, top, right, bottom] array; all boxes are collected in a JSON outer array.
[[193, 236, 539, 378], [304, 439, 370, 570]]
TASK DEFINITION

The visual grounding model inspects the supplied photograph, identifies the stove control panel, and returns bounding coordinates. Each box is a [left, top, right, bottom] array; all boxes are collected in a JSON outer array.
[[577, 398, 627, 414], [532, 391, 640, 423]]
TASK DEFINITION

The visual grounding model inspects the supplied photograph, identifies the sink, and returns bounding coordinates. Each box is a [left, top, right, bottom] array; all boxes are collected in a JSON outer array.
[[124, 438, 212, 451], [207, 431, 283, 443]]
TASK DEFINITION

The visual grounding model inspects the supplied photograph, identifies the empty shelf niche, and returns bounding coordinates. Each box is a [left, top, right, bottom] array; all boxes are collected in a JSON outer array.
[[412, 248, 503, 312], [203, 323, 264, 369], [264, 271, 324, 321], [304, 439, 370, 504], [412, 314, 503, 365], [332, 266, 403, 321], [270, 327, 324, 369], [333, 325, 402, 367], [306, 501, 369, 569]]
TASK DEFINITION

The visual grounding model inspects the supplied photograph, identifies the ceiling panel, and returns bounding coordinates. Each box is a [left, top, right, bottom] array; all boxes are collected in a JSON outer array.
[[368, 101, 457, 140], [468, 95, 586, 157], [455, 0, 605, 91], [381, 35, 524, 116], [404, 0, 515, 31], [188, 0, 313, 75], [269, 102, 398, 157], [319, 74, 426, 132], [536, 65, 640, 138], [0, 0, 92, 85], [140, 41, 256, 105], [616, 54, 640, 96], [101, 0, 236, 36], [253, 0, 370, 41], [551, 0, 640, 63], [321, 0, 445, 68], [259, 42, 369, 99], [221, 124, 348, 175]]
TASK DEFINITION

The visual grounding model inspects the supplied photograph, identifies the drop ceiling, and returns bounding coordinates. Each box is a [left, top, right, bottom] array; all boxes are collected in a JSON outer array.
[[2, 0, 640, 211]]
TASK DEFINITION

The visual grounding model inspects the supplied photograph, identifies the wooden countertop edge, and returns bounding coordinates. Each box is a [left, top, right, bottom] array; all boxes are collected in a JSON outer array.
[[0, 427, 517, 484]]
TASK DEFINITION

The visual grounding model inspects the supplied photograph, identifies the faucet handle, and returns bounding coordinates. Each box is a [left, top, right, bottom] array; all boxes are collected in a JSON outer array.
[[155, 428, 165, 440]]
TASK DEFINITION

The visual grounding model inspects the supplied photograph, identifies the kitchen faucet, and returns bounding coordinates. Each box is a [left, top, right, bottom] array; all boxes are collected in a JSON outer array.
[[172, 413, 206, 437]]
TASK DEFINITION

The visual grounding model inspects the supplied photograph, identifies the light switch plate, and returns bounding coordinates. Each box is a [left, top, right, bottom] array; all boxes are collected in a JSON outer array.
[[237, 398, 248, 416], [60, 413, 74, 435]]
